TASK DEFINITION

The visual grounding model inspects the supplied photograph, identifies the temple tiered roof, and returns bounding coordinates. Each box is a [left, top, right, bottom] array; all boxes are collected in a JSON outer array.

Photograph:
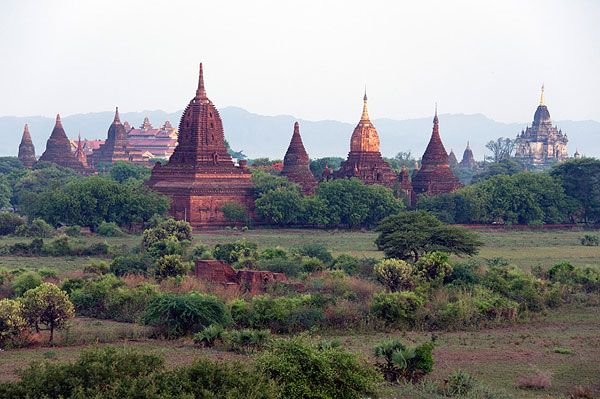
[[18, 124, 36, 168], [281, 122, 317, 194], [91, 107, 134, 166], [38, 114, 87, 172]]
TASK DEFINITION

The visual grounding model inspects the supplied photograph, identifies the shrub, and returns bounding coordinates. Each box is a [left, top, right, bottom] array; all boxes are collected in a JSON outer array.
[[96, 221, 125, 237], [258, 258, 302, 277], [374, 259, 416, 291], [374, 339, 434, 383], [142, 218, 192, 247], [445, 370, 477, 396], [296, 243, 333, 264], [105, 284, 159, 322], [302, 257, 325, 273], [213, 240, 258, 264], [221, 201, 249, 224], [154, 254, 191, 280], [371, 291, 424, 327], [0, 298, 28, 348], [330, 254, 360, 275], [226, 328, 271, 353], [60, 225, 81, 237], [20, 283, 75, 343], [83, 261, 110, 275], [14, 218, 54, 238], [414, 251, 453, 284], [142, 292, 231, 338], [7, 238, 44, 256], [193, 324, 225, 347], [37, 268, 58, 279], [110, 254, 152, 277], [260, 246, 288, 260], [0, 212, 25, 236], [257, 337, 380, 399], [70, 274, 124, 318], [11, 271, 43, 297], [447, 261, 481, 286], [581, 234, 599, 246]]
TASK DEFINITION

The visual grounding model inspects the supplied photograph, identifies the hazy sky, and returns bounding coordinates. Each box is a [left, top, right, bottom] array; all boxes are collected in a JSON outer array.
[[1, 0, 599, 123]]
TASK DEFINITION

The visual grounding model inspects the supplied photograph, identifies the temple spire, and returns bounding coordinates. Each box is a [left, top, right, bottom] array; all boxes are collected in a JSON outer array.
[[540, 83, 545, 105], [113, 106, 121, 123], [55, 114, 62, 127], [360, 87, 369, 121], [433, 103, 439, 126], [196, 63, 206, 98]]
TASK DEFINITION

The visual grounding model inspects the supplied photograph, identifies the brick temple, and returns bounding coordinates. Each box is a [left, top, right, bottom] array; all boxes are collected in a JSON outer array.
[[411, 107, 461, 201], [18, 124, 36, 168], [90, 107, 135, 166], [38, 114, 88, 173], [334, 92, 396, 187], [148, 63, 254, 228], [281, 122, 317, 194], [459, 142, 476, 169]]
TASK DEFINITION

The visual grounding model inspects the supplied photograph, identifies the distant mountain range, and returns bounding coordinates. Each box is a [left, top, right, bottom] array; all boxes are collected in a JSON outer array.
[[1, 107, 599, 160]]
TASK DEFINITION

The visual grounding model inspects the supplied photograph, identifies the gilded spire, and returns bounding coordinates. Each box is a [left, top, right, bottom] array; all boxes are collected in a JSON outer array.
[[540, 83, 545, 105], [360, 88, 369, 121], [114, 106, 121, 123], [196, 63, 206, 98]]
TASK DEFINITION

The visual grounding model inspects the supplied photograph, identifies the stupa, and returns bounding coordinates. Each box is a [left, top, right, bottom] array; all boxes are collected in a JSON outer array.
[[18, 124, 37, 168], [38, 114, 87, 172], [411, 106, 461, 201], [74, 135, 89, 169], [148, 64, 254, 227], [281, 122, 317, 194], [90, 107, 133, 166], [334, 91, 396, 187], [459, 142, 476, 168], [448, 149, 458, 168]]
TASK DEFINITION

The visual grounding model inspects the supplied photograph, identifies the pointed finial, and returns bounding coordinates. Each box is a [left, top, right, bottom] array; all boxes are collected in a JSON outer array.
[[433, 103, 439, 124], [55, 114, 62, 127], [435, 102, 438, 117], [24, 123, 29, 134], [467, 140, 470, 149], [540, 83, 545, 105], [363, 85, 367, 102], [360, 88, 370, 120], [294, 121, 299, 133], [196, 63, 206, 98], [114, 106, 121, 123]]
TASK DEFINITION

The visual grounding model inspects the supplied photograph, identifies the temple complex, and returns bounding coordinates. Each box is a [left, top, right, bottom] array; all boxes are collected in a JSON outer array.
[[334, 92, 396, 187], [18, 124, 37, 168], [148, 63, 254, 228], [281, 122, 317, 194], [515, 85, 568, 168], [126, 118, 178, 160], [38, 114, 87, 172], [411, 107, 461, 201], [90, 107, 135, 166], [459, 142, 476, 168]]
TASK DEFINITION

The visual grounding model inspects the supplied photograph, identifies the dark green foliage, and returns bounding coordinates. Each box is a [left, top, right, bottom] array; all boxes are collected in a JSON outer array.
[[69, 275, 124, 318], [142, 292, 231, 338], [551, 158, 600, 223], [0, 212, 25, 236], [11, 271, 43, 297], [221, 201, 249, 224], [375, 211, 482, 261], [96, 221, 125, 237], [258, 258, 302, 277], [226, 328, 271, 353], [296, 243, 333, 264], [14, 218, 54, 238], [193, 324, 224, 347], [5, 238, 44, 256], [374, 339, 434, 383], [252, 169, 296, 197], [59, 225, 81, 237], [472, 158, 524, 182], [142, 218, 192, 259], [213, 240, 258, 264], [256, 337, 380, 399], [309, 157, 344, 179], [110, 254, 152, 276], [107, 161, 151, 183], [154, 254, 191, 279], [259, 246, 288, 260], [581, 234, 599, 246], [371, 291, 425, 327]]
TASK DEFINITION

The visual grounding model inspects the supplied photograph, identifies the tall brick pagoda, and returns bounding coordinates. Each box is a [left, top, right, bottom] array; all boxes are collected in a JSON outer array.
[[334, 91, 396, 187], [38, 114, 87, 172], [90, 107, 133, 166], [18, 124, 37, 168], [281, 122, 317, 194], [411, 107, 461, 201], [148, 64, 254, 227]]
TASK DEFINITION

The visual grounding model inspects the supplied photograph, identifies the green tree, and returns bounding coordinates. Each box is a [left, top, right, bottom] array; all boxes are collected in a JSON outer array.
[[471, 158, 524, 183], [309, 157, 344, 179], [154, 254, 191, 280], [107, 161, 151, 183], [221, 201, 249, 224], [252, 169, 296, 197], [0, 212, 26, 235], [484, 137, 515, 163], [11, 271, 43, 297], [551, 158, 600, 223], [255, 186, 304, 225], [0, 298, 28, 348], [20, 283, 74, 343], [375, 211, 482, 261], [374, 259, 415, 291]]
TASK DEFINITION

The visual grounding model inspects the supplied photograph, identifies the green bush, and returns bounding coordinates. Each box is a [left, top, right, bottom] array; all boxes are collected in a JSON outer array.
[[221, 201, 249, 224], [37, 268, 58, 279], [70, 274, 124, 318], [105, 284, 159, 322], [193, 324, 225, 347], [374, 258, 416, 291], [374, 339, 434, 383], [580, 234, 599, 246], [154, 254, 191, 280], [7, 238, 44, 256], [0, 298, 28, 348], [213, 240, 258, 264], [0, 212, 25, 236], [257, 337, 380, 399], [142, 292, 231, 338], [296, 243, 333, 264], [226, 328, 271, 353], [96, 221, 125, 237], [14, 218, 54, 238], [260, 246, 288, 260], [330, 254, 360, 274], [445, 370, 477, 396], [302, 257, 325, 273], [11, 271, 43, 297], [371, 291, 425, 327], [60, 225, 81, 237], [110, 254, 152, 276], [414, 251, 453, 284], [83, 261, 110, 275], [258, 258, 302, 277]]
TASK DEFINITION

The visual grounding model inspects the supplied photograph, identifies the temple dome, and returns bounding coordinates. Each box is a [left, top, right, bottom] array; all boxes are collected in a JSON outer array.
[[533, 105, 551, 126]]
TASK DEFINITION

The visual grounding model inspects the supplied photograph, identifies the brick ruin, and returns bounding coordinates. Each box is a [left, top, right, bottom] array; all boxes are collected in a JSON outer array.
[[147, 64, 255, 228], [17, 124, 36, 168], [194, 260, 287, 295], [90, 107, 135, 166]]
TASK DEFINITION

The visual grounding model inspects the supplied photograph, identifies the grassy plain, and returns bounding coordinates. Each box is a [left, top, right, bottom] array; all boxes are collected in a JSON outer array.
[[1, 228, 599, 398]]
